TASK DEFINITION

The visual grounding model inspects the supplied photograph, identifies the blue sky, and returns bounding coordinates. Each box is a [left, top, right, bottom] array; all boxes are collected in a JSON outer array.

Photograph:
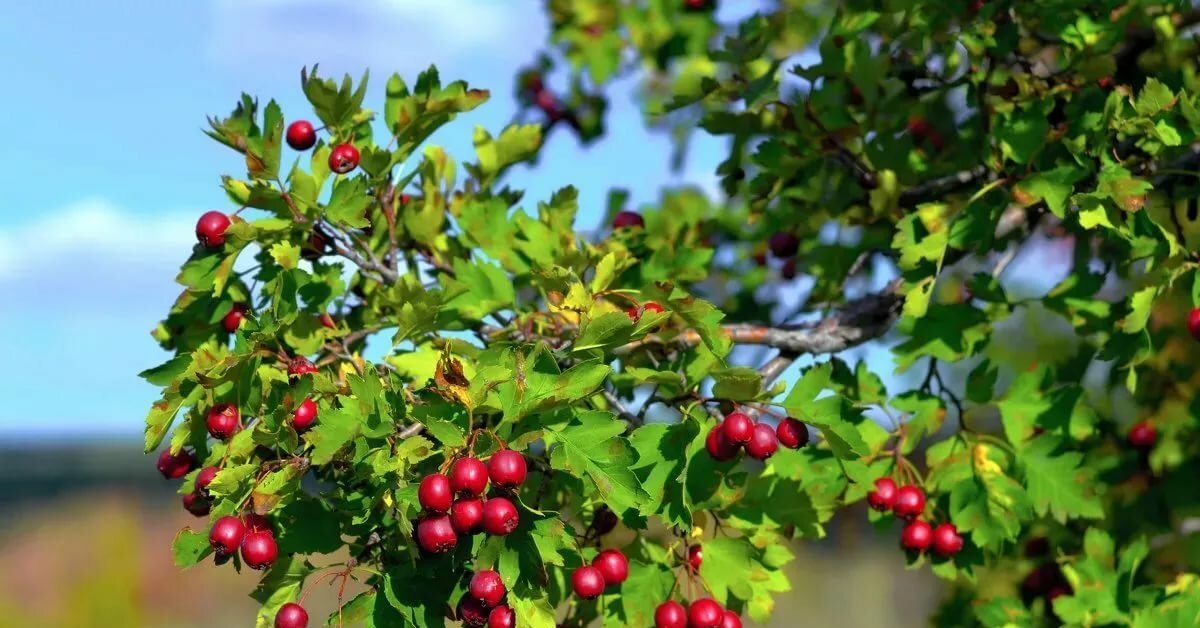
[[0, 0, 738, 439]]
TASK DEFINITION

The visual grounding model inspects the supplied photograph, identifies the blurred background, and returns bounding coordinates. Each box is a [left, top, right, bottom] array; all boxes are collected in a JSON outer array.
[[0, 1, 1094, 625]]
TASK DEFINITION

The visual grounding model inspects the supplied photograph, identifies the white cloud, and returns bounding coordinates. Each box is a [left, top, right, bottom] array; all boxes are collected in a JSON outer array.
[[206, 0, 545, 80]]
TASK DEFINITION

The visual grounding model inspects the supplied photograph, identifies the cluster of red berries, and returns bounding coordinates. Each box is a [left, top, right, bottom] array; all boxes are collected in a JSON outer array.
[[705, 411, 809, 462], [570, 548, 630, 599], [415, 450, 528, 554], [654, 598, 740, 628], [868, 478, 963, 557], [209, 513, 279, 570], [457, 569, 516, 627]]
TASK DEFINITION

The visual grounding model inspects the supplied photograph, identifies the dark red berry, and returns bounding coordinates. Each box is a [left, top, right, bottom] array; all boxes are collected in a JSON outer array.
[[196, 211, 231, 248], [209, 515, 246, 556], [705, 424, 741, 461], [458, 597, 489, 627], [900, 519, 933, 552], [418, 473, 453, 513], [274, 602, 309, 628], [243, 513, 274, 534], [182, 491, 210, 517], [867, 477, 898, 511], [745, 423, 779, 460], [222, 303, 248, 333], [241, 529, 279, 570], [571, 565, 606, 599], [722, 412, 754, 444], [1024, 537, 1050, 558], [451, 497, 485, 535], [688, 598, 724, 628], [482, 497, 519, 536], [285, 120, 317, 151], [1128, 420, 1157, 450], [931, 523, 964, 557], [487, 605, 515, 628], [655, 600, 687, 628], [892, 485, 926, 520], [776, 418, 809, 448], [720, 610, 743, 628], [907, 116, 931, 140], [625, 306, 640, 321], [612, 211, 645, 230], [157, 448, 195, 479], [318, 312, 336, 329], [592, 506, 618, 536], [687, 544, 702, 571], [488, 450, 527, 488], [206, 403, 240, 441], [328, 143, 360, 174], [195, 465, 220, 496], [450, 457, 489, 496], [767, 232, 799, 258], [469, 569, 506, 607], [287, 356, 318, 379], [416, 514, 458, 554], [593, 548, 629, 586], [781, 257, 798, 280], [292, 397, 318, 432]]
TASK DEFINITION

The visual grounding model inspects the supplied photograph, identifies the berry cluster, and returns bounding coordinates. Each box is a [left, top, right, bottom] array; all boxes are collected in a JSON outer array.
[[416, 450, 528, 554], [705, 411, 809, 462], [571, 547, 630, 599], [209, 513, 279, 570], [868, 478, 964, 558], [458, 569, 515, 627], [645, 544, 743, 627]]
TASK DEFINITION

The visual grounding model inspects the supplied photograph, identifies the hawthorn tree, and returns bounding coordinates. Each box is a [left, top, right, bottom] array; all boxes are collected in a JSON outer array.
[[143, 1, 1200, 626]]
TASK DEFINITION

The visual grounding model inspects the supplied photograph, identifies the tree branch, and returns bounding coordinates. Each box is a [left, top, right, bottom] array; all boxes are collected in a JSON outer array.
[[899, 167, 991, 208]]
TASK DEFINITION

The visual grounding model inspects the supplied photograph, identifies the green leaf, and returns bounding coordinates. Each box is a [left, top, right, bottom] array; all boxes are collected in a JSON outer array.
[[171, 528, 211, 568], [440, 259, 515, 321], [305, 405, 362, 465], [711, 366, 763, 402], [548, 410, 650, 514], [471, 124, 542, 185], [1135, 78, 1177, 116], [573, 311, 634, 352], [325, 176, 372, 228], [1020, 436, 1104, 522], [630, 420, 701, 527]]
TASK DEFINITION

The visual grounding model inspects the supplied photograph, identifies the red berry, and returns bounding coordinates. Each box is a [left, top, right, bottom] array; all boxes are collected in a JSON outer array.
[[488, 450, 528, 488], [931, 523, 964, 557], [319, 312, 336, 329], [593, 548, 629, 586], [416, 514, 458, 554], [625, 306, 640, 321], [328, 143, 360, 174], [222, 303, 248, 333], [418, 473, 453, 513], [592, 506, 618, 536], [274, 602, 309, 628], [450, 457, 489, 496], [206, 403, 240, 441], [907, 116, 931, 139], [451, 497, 485, 535], [195, 465, 220, 496], [487, 605, 515, 628], [196, 211, 231, 248], [469, 569, 506, 607], [654, 600, 687, 628], [612, 211, 645, 230], [892, 485, 926, 520], [458, 597, 489, 627], [482, 497, 520, 536], [745, 423, 779, 460], [643, 302, 665, 315], [705, 424, 741, 461], [285, 120, 317, 151], [182, 491, 210, 517], [688, 598, 724, 628], [292, 397, 318, 432], [767, 231, 799, 258], [776, 418, 809, 448], [722, 412, 755, 444], [900, 519, 933, 552], [1046, 585, 1071, 601], [720, 610, 743, 628], [157, 448, 195, 479], [571, 565, 606, 599], [867, 477, 899, 511], [241, 529, 279, 570], [209, 515, 246, 556], [243, 513, 274, 534], [781, 258, 798, 280], [687, 544, 703, 571], [287, 356, 318, 379], [1128, 420, 1157, 450], [1188, 306, 1200, 337]]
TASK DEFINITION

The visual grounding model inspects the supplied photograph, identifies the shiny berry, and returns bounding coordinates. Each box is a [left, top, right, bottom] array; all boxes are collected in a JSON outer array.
[[222, 303, 248, 333], [243, 513, 273, 534], [688, 598, 724, 628], [457, 597, 489, 627], [931, 523, 964, 557], [642, 302, 665, 315], [157, 448, 195, 479], [655, 600, 687, 628], [292, 397, 318, 432], [745, 423, 779, 460], [767, 231, 799, 258], [195, 466, 219, 496], [1188, 308, 1200, 341], [451, 497, 485, 535], [571, 565, 606, 599], [776, 418, 809, 448], [892, 485, 926, 520], [487, 605, 515, 628], [328, 143, 360, 174], [900, 519, 933, 552], [612, 211, 645, 230], [274, 602, 309, 628], [867, 477, 898, 511], [469, 569, 506, 607], [721, 412, 754, 444], [416, 514, 458, 554], [418, 473, 453, 513], [196, 211, 231, 248], [285, 120, 317, 151], [482, 497, 519, 536], [241, 529, 278, 570], [449, 457, 489, 496], [687, 544, 703, 571], [720, 610, 743, 628], [1128, 420, 1157, 450], [592, 506, 618, 536], [209, 515, 246, 556], [206, 403, 240, 441], [318, 312, 336, 329], [593, 548, 629, 586], [182, 491, 210, 516], [488, 450, 528, 488], [705, 424, 741, 461]]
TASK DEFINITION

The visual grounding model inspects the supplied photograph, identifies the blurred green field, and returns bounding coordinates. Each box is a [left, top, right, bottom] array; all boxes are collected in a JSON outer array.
[[0, 442, 943, 627]]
